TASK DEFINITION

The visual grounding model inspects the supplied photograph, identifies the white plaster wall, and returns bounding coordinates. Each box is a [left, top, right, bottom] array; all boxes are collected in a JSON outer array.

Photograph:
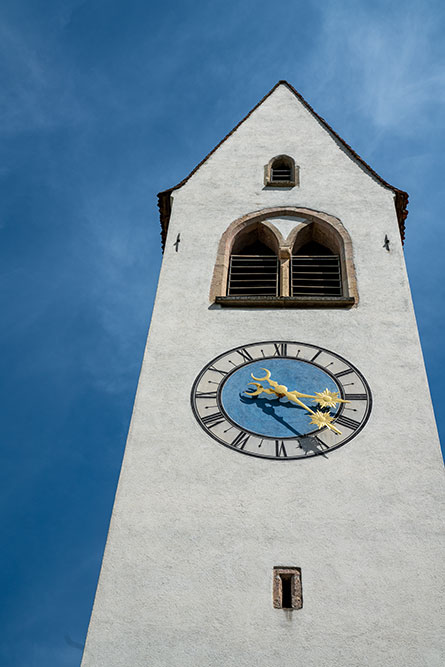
[[81, 84, 445, 667]]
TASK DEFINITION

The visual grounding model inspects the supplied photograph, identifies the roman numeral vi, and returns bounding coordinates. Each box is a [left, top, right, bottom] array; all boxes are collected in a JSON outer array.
[[275, 440, 288, 458]]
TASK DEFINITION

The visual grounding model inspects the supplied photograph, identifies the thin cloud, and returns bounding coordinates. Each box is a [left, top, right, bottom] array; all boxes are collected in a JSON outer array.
[[310, 1, 445, 135], [0, 20, 84, 133]]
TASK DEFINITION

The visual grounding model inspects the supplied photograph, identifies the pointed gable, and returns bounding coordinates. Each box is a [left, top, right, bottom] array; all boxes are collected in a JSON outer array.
[[157, 81, 408, 248]]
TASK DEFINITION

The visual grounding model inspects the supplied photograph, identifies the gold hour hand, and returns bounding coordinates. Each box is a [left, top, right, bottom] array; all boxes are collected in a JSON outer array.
[[288, 388, 349, 407], [287, 389, 317, 399], [313, 389, 350, 408], [250, 370, 348, 408]]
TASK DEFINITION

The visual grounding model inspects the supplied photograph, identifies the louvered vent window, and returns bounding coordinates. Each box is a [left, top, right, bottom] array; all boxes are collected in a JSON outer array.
[[292, 242, 342, 297], [227, 241, 279, 296], [271, 159, 292, 182]]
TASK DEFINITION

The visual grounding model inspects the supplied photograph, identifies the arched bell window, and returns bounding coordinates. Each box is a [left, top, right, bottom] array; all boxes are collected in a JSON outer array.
[[211, 207, 357, 307], [227, 232, 279, 297], [264, 155, 298, 187], [271, 157, 292, 182], [291, 240, 342, 297]]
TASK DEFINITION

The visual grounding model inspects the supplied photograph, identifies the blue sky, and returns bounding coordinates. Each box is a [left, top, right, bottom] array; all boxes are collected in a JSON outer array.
[[1, 0, 444, 664]]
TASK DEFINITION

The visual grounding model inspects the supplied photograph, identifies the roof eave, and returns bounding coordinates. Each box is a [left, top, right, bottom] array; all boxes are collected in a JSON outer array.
[[157, 80, 409, 250]]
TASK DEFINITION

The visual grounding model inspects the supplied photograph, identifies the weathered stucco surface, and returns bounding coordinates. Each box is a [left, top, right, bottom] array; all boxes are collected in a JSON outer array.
[[81, 84, 445, 667]]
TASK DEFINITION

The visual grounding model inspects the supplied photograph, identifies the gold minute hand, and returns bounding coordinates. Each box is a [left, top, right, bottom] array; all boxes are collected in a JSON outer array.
[[250, 370, 348, 408], [287, 389, 349, 408]]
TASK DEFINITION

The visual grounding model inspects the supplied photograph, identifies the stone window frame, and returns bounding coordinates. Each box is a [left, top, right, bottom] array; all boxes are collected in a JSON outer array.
[[210, 206, 358, 308], [264, 155, 299, 188], [273, 567, 303, 610]]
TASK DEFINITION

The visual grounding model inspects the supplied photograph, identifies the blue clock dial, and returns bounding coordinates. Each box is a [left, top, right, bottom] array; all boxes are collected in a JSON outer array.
[[220, 358, 340, 438], [191, 341, 372, 460]]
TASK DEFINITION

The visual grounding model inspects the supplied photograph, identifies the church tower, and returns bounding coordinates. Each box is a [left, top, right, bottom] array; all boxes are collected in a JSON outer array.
[[81, 81, 445, 666]]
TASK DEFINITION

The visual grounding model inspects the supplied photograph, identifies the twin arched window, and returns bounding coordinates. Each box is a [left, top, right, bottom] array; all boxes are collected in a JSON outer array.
[[211, 210, 357, 307], [227, 236, 341, 298]]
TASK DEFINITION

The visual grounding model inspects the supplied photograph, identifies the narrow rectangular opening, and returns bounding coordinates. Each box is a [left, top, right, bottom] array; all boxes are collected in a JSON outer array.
[[273, 567, 302, 610], [280, 574, 293, 609]]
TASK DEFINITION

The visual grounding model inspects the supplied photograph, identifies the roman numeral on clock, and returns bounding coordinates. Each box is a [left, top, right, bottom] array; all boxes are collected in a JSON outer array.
[[344, 393, 367, 401], [273, 343, 288, 357], [236, 347, 254, 363], [334, 368, 353, 378], [201, 411, 225, 429], [335, 415, 360, 430], [275, 440, 288, 458], [195, 391, 217, 400], [208, 365, 228, 376], [231, 431, 251, 450]]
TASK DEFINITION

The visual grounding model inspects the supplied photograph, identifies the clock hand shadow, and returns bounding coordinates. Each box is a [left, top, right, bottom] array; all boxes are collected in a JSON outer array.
[[239, 394, 305, 437], [297, 434, 329, 458]]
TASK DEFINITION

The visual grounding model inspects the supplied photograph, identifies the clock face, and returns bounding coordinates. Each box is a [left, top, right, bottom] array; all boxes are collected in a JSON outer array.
[[191, 341, 372, 460]]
